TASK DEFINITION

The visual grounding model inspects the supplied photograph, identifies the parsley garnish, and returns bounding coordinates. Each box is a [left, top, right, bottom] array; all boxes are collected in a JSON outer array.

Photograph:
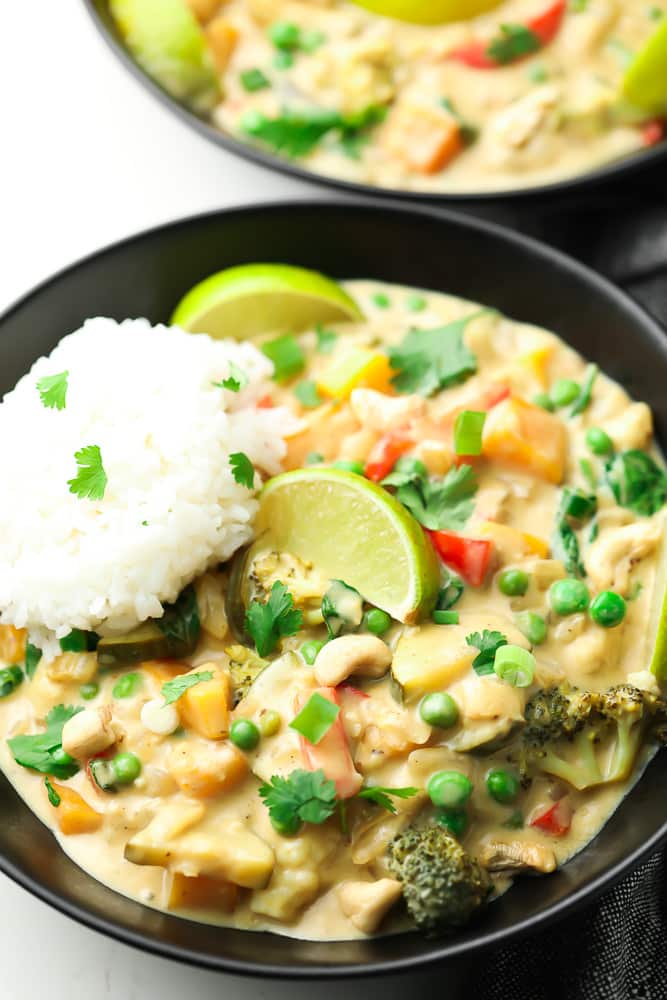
[[8, 704, 82, 778], [487, 24, 541, 64], [294, 380, 322, 409], [387, 313, 480, 397], [241, 105, 386, 159], [212, 362, 249, 393], [37, 370, 68, 410], [230, 452, 255, 489], [68, 445, 107, 501], [357, 784, 419, 814], [604, 450, 667, 517], [161, 670, 214, 705], [259, 768, 337, 828], [315, 324, 338, 354], [45, 776, 61, 807], [466, 630, 508, 675], [245, 581, 303, 657], [382, 457, 477, 531]]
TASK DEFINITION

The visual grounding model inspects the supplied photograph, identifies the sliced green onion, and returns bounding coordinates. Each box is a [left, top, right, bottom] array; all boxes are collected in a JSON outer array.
[[289, 692, 339, 744], [240, 68, 270, 92], [453, 410, 486, 456], [493, 645, 536, 687], [261, 334, 305, 383], [433, 610, 459, 625], [0, 665, 23, 698]]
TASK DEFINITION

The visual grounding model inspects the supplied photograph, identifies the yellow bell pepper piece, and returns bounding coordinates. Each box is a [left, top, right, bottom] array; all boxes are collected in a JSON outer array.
[[0, 625, 26, 665], [317, 350, 394, 400], [482, 397, 567, 484], [478, 521, 549, 561], [518, 346, 553, 388], [49, 784, 103, 835]]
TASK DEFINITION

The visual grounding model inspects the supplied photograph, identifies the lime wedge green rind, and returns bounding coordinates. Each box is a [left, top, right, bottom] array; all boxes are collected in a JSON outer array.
[[622, 20, 667, 115], [648, 513, 667, 683], [349, 0, 503, 24], [253, 468, 440, 624], [110, 0, 220, 113], [171, 264, 363, 340]]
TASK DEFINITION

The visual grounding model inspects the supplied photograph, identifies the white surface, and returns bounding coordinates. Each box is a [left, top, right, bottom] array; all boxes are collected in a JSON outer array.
[[0, 2, 435, 997]]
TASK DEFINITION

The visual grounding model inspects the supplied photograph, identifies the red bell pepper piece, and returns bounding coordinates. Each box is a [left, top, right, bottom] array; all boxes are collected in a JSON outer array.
[[641, 120, 665, 147], [450, 0, 566, 69], [256, 394, 274, 409], [428, 530, 493, 587], [338, 682, 370, 699], [364, 430, 414, 482], [530, 798, 572, 836], [298, 687, 363, 799]]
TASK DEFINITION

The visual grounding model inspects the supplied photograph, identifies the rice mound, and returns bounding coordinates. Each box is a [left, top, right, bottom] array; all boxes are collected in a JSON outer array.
[[0, 317, 297, 653]]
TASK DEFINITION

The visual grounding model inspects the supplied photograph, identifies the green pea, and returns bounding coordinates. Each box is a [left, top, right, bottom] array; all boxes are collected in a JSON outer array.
[[436, 808, 468, 838], [300, 640, 325, 665], [372, 292, 391, 309], [533, 392, 555, 412], [364, 608, 392, 635], [589, 590, 626, 628], [498, 569, 530, 597], [259, 710, 281, 737], [273, 50, 294, 69], [515, 611, 547, 646], [112, 672, 141, 698], [549, 578, 590, 616], [230, 719, 261, 751], [270, 813, 302, 836], [551, 378, 580, 407], [333, 459, 365, 475], [419, 692, 460, 729], [268, 21, 300, 49], [112, 751, 142, 785], [585, 427, 613, 456], [486, 769, 520, 804], [405, 295, 426, 313], [427, 770, 473, 809], [52, 747, 75, 769], [79, 682, 99, 701]]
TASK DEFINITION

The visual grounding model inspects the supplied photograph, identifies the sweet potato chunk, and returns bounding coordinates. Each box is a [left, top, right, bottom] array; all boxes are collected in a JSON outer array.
[[177, 665, 232, 739], [482, 397, 567, 483], [49, 784, 102, 835]]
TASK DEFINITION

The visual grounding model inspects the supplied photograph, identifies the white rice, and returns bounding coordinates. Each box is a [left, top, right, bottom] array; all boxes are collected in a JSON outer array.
[[0, 318, 298, 656]]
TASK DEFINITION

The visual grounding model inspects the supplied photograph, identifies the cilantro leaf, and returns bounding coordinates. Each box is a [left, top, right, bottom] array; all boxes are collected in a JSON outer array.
[[45, 776, 61, 807], [261, 333, 305, 382], [387, 314, 480, 397], [212, 362, 249, 393], [25, 643, 41, 680], [241, 105, 386, 158], [259, 768, 337, 828], [230, 452, 255, 489], [156, 585, 201, 652], [466, 630, 508, 675], [8, 704, 82, 778], [605, 450, 667, 517], [382, 458, 478, 532], [294, 379, 322, 409], [245, 580, 303, 657], [37, 370, 68, 410], [487, 24, 541, 64], [68, 445, 107, 501], [357, 784, 419, 814], [315, 324, 338, 354], [161, 670, 214, 705]]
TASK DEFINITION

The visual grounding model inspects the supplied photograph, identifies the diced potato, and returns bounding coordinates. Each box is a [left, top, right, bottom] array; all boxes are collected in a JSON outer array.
[[250, 867, 320, 921], [477, 521, 549, 561], [482, 397, 567, 484], [47, 652, 98, 684], [383, 103, 462, 174], [0, 625, 26, 665], [49, 784, 102, 835], [391, 624, 475, 697], [167, 739, 247, 798], [167, 872, 239, 912], [205, 16, 238, 74], [124, 800, 206, 867], [317, 351, 394, 400], [177, 665, 232, 739]]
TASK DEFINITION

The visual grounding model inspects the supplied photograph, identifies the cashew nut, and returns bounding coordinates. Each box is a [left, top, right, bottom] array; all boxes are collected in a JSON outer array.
[[349, 388, 425, 433], [585, 518, 661, 594], [337, 878, 403, 934], [314, 634, 392, 687], [61, 705, 124, 759]]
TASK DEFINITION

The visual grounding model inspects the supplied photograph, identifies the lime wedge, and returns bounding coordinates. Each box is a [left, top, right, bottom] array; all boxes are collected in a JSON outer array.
[[622, 20, 667, 115], [171, 264, 363, 339], [349, 0, 502, 25], [252, 469, 440, 624], [110, 0, 220, 113], [648, 516, 667, 682]]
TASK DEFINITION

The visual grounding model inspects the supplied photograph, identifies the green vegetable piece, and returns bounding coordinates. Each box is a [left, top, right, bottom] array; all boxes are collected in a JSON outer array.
[[454, 410, 486, 456], [261, 333, 305, 382], [300, 29, 326, 52], [585, 426, 613, 456], [487, 23, 541, 64], [59, 629, 89, 653], [494, 645, 536, 687], [79, 682, 99, 701], [289, 692, 339, 744], [294, 379, 322, 409], [533, 392, 555, 412], [485, 769, 519, 803], [306, 451, 324, 465], [259, 768, 337, 833], [562, 488, 597, 522], [515, 611, 547, 646], [37, 370, 68, 411], [498, 568, 530, 597], [315, 324, 338, 354], [466, 629, 508, 676], [580, 457, 597, 490], [240, 68, 270, 92], [387, 313, 480, 397], [419, 692, 459, 729], [605, 449, 667, 516], [45, 776, 61, 807], [230, 452, 255, 489], [364, 608, 392, 635], [68, 444, 107, 501], [161, 670, 214, 705], [570, 364, 598, 417], [427, 770, 473, 809], [112, 751, 142, 785], [503, 809, 524, 829], [0, 665, 23, 698], [382, 459, 478, 532], [550, 378, 580, 408], [7, 704, 82, 778], [259, 710, 281, 737], [436, 572, 465, 611], [435, 808, 469, 838], [242, 105, 385, 157], [300, 639, 325, 665], [321, 579, 363, 638], [112, 672, 142, 698], [433, 610, 459, 625], [357, 784, 419, 814], [89, 758, 117, 792], [372, 292, 391, 309], [589, 590, 626, 628], [212, 361, 249, 392], [273, 50, 294, 69], [25, 643, 42, 680], [405, 295, 427, 313], [230, 718, 261, 751], [332, 459, 365, 475], [551, 490, 586, 578], [269, 21, 301, 49], [527, 63, 548, 82], [97, 584, 201, 669], [246, 580, 303, 657], [550, 578, 590, 616]]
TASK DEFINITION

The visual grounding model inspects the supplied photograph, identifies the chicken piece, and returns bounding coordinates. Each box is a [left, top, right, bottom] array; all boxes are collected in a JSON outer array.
[[337, 879, 402, 933], [349, 388, 425, 433], [61, 705, 124, 759], [585, 519, 661, 594], [485, 85, 561, 168]]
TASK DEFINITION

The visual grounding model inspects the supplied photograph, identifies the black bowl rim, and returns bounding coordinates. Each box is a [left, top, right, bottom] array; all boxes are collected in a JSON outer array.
[[81, 0, 667, 205], [0, 198, 666, 978]]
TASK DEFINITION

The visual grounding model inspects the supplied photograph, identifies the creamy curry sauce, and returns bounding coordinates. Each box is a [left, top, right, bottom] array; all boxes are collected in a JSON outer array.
[[194, 0, 666, 193], [0, 280, 664, 941]]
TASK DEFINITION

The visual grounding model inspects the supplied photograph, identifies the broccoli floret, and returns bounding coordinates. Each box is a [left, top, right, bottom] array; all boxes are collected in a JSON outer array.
[[224, 644, 268, 705], [519, 683, 667, 790], [387, 824, 491, 936]]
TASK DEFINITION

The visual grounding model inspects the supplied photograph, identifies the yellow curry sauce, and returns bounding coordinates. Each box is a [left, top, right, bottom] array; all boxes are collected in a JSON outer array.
[[0, 281, 664, 940]]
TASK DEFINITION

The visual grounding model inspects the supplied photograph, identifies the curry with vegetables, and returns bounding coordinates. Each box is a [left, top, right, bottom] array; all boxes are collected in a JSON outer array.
[[1, 276, 666, 941]]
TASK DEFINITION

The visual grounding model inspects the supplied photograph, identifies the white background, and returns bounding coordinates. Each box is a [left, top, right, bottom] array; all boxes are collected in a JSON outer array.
[[0, 2, 445, 997]]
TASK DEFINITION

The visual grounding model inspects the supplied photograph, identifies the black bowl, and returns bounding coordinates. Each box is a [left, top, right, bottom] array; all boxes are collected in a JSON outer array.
[[1, 201, 666, 977], [82, 0, 667, 206]]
